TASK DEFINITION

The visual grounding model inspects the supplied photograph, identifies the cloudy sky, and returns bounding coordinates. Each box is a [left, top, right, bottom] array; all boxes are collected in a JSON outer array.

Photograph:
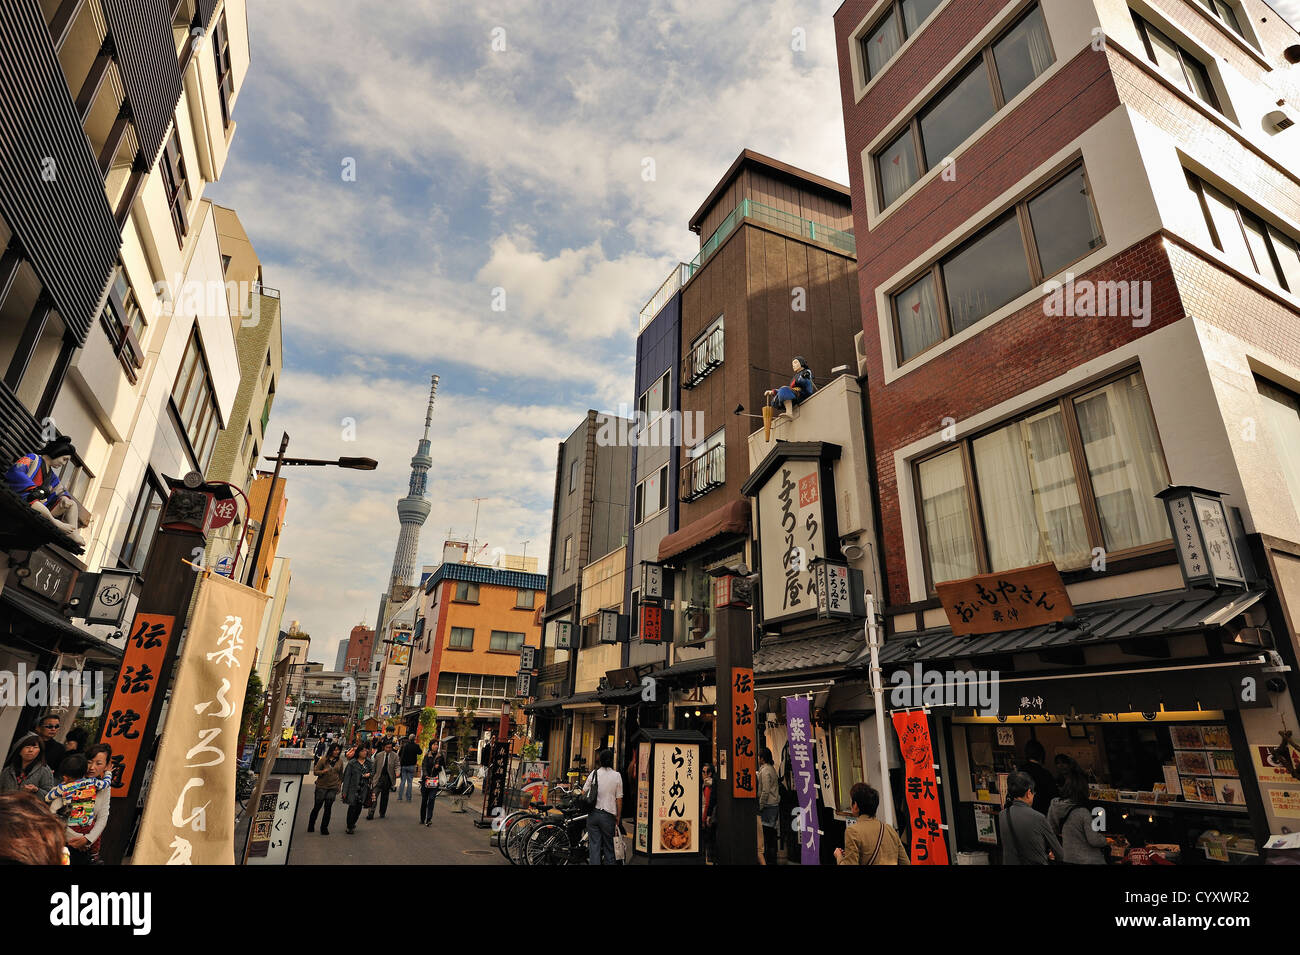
[[208, 0, 1300, 667], [207, 0, 851, 665]]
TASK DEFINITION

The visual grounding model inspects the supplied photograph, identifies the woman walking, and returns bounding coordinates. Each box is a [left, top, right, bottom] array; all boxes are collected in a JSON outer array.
[[0, 732, 56, 798], [1048, 758, 1108, 864], [419, 745, 445, 826], [309, 743, 343, 835], [341, 743, 374, 835]]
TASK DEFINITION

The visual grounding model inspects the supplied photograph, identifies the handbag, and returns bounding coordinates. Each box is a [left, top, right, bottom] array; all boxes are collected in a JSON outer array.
[[579, 768, 600, 811], [613, 825, 628, 863], [363, 785, 376, 809]]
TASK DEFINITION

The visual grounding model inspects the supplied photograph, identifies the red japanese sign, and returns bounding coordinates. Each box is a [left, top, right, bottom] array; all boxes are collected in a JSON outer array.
[[731, 667, 757, 799], [935, 562, 1072, 636], [798, 472, 819, 508], [208, 498, 238, 530], [640, 604, 662, 643], [891, 710, 950, 865], [104, 613, 175, 794]]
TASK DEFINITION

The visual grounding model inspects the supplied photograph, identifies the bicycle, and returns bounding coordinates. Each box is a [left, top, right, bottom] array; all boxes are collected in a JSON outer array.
[[524, 803, 591, 866]]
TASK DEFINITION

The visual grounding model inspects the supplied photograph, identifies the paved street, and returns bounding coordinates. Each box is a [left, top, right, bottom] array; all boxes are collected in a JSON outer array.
[[287, 777, 506, 865]]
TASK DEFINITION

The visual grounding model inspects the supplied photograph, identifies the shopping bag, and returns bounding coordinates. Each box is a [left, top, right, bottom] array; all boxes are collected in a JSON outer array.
[[614, 827, 628, 862]]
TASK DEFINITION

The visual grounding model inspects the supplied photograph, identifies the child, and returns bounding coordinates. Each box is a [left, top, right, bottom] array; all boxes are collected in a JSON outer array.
[[45, 754, 112, 865]]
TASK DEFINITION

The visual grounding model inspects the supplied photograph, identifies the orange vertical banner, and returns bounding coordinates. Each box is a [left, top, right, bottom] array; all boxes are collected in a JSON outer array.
[[891, 709, 950, 865], [730, 667, 757, 798], [103, 613, 175, 794]]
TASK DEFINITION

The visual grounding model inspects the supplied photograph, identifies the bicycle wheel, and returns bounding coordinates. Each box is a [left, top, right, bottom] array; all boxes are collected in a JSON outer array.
[[525, 823, 571, 866], [497, 811, 531, 862], [507, 816, 544, 865]]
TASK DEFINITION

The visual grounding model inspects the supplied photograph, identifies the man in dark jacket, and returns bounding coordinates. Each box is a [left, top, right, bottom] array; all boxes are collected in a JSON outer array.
[[398, 734, 422, 803], [341, 744, 373, 834], [1019, 739, 1059, 816], [36, 715, 65, 772], [369, 739, 400, 819], [999, 772, 1063, 864]]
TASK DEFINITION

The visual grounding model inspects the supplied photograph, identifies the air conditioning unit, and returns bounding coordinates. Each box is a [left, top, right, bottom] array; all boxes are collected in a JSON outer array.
[[1265, 105, 1296, 133], [854, 330, 869, 378]]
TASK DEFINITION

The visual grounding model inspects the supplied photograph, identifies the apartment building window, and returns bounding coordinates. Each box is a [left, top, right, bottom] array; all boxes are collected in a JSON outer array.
[[241, 423, 252, 459], [562, 535, 573, 572], [860, 0, 945, 81], [1256, 378, 1300, 517], [490, 630, 525, 652], [1131, 12, 1220, 111], [569, 457, 580, 493], [454, 581, 479, 603], [101, 265, 146, 383], [682, 428, 725, 501], [435, 673, 510, 709], [1186, 172, 1300, 293], [160, 126, 192, 244], [875, 4, 1053, 210], [915, 370, 1169, 591], [52, 454, 94, 504], [635, 465, 670, 524], [515, 589, 536, 609], [1192, 0, 1249, 44], [683, 316, 724, 388], [213, 10, 234, 126], [120, 472, 166, 571], [261, 378, 275, 433], [892, 162, 1102, 363], [172, 329, 221, 470], [448, 627, 474, 649], [638, 370, 671, 420]]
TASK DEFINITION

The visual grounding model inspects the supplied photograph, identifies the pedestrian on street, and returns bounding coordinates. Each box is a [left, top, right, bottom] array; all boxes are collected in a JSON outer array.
[[701, 762, 718, 864], [66, 743, 112, 864], [419, 746, 445, 826], [35, 714, 65, 771], [369, 739, 399, 819], [999, 771, 1062, 865], [835, 783, 909, 865], [314, 737, 328, 760], [309, 743, 344, 834], [1048, 758, 1107, 865], [0, 732, 56, 798], [45, 754, 111, 865], [757, 747, 780, 866], [583, 748, 623, 866], [398, 734, 422, 802], [0, 791, 66, 865], [342, 743, 374, 834], [1019, 738, 1059, 817]]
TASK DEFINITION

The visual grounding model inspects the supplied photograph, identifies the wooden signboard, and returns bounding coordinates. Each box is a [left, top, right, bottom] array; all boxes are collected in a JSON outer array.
[[936, 562, 1072, 637]]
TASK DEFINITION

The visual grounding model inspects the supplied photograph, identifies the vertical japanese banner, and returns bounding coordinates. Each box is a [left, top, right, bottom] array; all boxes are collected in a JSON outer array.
[[813, 724, 837, 812], [891, 709, 950, 865], [132, 573, 268, 865], [103, 613, 175, 793], [731, 667, 757, 798], [785, 695, 820, 865]]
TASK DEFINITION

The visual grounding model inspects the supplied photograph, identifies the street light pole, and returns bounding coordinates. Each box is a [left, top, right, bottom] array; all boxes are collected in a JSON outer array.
[[246, 432, 289, 589]]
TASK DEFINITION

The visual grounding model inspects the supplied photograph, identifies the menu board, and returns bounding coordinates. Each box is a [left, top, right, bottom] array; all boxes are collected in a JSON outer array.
[[653, 741, 699, 855], [1172, 726, 1238, 804], [635, 742, 652, 853]]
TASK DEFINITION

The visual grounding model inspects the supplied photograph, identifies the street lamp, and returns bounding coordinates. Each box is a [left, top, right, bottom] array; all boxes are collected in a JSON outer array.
[[245, 432, 379, 587]]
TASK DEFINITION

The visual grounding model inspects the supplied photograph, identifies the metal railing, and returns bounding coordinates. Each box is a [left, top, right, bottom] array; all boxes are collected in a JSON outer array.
[[680, 443, 725, 502], [684, 199, 856, 279], [638, 262, 691, 332], [682, 325, 724, 389]]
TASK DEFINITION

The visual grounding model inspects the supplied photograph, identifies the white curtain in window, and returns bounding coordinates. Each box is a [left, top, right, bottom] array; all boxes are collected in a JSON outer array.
[[919, 449, 978, 583], [897, 276, 943, 361], [881, 144, 918, 207], [1075, 374, 1169, 551], [1024, 10, 1053, 75], [866, 13, 902, 76]]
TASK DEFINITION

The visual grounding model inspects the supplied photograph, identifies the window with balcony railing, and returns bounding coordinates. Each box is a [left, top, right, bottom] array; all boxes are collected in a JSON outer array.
[[683, 317, 724, 389], [101, 265, 146, 383], [681, 429, 725, 501]]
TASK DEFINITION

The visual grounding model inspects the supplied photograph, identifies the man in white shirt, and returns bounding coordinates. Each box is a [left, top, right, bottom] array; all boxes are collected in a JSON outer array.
[[584, 748, 624, 865]]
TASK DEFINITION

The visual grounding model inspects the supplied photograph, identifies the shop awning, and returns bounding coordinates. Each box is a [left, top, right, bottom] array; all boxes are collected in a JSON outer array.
[[754, 628, 867, 677], [866, 588, 1268, 668], [657, 500, 750, 562], [0, 585, 122, 661], [0, 486, 85, 555], [649, 655, 716, 686]]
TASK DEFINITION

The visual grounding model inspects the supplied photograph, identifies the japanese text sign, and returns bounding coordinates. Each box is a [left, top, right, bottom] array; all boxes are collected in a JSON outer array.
[[935, 562, 1072, 637], [731, 667, 757, 799], [891, 710, 950, 865], [103, 613, 175, 794], [652, 742, 699, 854], [785, 696, 819, 865], [131, 572, 268, 864], [640, 603, 663, 644], [756, 459, 827, 625]]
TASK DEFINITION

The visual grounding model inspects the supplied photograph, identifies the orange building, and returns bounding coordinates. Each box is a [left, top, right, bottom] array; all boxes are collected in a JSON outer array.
[[243, 472, 287, 592], [405, 564, 545, 751]]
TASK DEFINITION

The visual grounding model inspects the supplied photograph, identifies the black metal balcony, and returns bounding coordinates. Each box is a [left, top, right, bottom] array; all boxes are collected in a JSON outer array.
[[681, 327, 724, 389], [680, 444, 725, 502]]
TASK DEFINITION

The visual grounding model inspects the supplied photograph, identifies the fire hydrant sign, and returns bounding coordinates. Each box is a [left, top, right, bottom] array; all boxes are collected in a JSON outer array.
[[891, 710, 949, 865], [730, 667, 757, 799]]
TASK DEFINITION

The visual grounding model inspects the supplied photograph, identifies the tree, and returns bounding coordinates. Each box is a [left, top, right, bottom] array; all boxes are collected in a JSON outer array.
[[453, 697, 478, 774], [239, 670, 264, 752]]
